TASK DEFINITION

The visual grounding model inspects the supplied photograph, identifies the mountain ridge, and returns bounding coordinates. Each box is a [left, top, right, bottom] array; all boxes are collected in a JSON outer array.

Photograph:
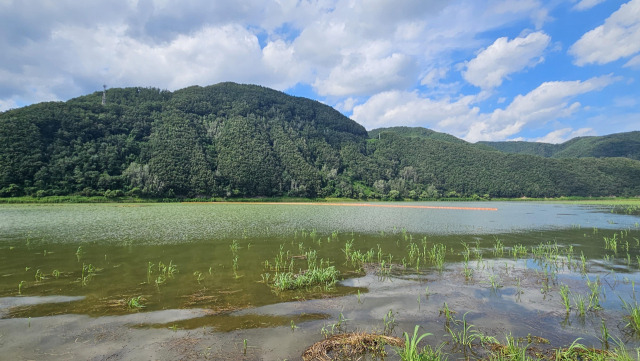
[[1, 83, 639, 199]]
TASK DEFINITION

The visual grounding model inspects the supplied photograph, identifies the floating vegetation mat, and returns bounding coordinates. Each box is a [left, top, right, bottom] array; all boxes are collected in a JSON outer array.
[[302, 332, 404, 361]]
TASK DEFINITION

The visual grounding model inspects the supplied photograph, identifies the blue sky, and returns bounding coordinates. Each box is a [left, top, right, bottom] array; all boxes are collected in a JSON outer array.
[[1, 0, 639, 143]]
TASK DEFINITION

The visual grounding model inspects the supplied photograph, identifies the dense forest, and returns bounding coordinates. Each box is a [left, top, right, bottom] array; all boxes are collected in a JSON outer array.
[[477, 131, 640, 160], [1, 83, 640, 199]]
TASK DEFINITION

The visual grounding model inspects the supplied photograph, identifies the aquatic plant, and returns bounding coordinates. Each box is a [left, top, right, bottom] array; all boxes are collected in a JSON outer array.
[[396, 325, 432, 361], [18, 280, 25, 295], [439, 303, 456, 325], [620, 299, 640, 334], [75, 246, 84, 262], [493, 237, 505, 257], [80, 263, 96, 286], [488, 274, 502, 291], [270, 265, 339, 291], [559, 284, 571, 313], [573, 294, 588, 316], [193, 271, 204, 283], [600, 319, 610, 350], [489, 334, 533, 361], [127, 296, 145, 310], [586, 276, 602, 310], [383, 309, 397, 335], [34, 269, 45, 282], [230, 240, 240, 254]]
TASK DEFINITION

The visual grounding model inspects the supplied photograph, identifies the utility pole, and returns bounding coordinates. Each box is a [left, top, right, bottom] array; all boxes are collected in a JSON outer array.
[[102, 84, 107, 105]]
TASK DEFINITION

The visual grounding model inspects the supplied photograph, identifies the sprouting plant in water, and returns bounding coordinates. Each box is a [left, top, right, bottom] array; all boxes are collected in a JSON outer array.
[[463, 263, 473, 280], [439, 302, 456, 325], [127, 296, 145, 310], [230, 240, 240, 254], [488, 274, 502, 291], [75, 246, 84, 262], [34, 269, 45, 282], [395, 325, 432, 361], [147, 261, 154, 284], [620, 298, 640, 335], [383, 309, 396, 335], [193, 271, 204, 283], [290, 320, 298, 331], [243, 338, 248, 355], [51, 269, 60, 279], [155, 274, 166, 288], [573, 294, 588, 317], [81, 263, 96, 286], [586, 276, 602, 310], [600, 318, 610, 350], [446, 312, 487, 348], [493, 237, 504, 257], [559, 284, 571, 313], [18, 280, 25, 295]]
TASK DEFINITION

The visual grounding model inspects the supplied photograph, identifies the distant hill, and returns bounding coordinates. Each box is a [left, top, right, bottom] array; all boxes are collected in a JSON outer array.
[[368, 126, 468, 144], [2, 83, 640, 199], [478, 131, 640, 160]]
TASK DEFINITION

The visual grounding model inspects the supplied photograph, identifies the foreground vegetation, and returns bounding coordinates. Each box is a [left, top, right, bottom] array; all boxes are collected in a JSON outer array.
[[2, 83, 640, 200]]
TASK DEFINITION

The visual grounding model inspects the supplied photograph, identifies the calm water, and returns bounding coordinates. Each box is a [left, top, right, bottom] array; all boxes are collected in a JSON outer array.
[[0, 202, 639, 360]]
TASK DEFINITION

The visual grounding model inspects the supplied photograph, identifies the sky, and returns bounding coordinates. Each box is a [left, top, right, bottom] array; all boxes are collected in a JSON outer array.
[[1, 0, 639, 143]]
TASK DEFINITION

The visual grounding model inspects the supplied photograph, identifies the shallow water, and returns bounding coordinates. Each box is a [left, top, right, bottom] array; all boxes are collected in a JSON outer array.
[[0, 202, 639, 360]]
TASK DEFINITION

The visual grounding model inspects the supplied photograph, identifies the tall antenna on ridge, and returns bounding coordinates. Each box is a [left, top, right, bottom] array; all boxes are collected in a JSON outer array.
[[102, 84, 107, 105]]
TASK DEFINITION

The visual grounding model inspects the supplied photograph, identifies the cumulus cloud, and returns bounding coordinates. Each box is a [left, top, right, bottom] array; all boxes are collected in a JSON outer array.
[[351, 90, 479, 130], [570, 0, 640, 66], [463, 32, 550, 89], [352, 75, 615, 141], [0, 0, 557, 108]]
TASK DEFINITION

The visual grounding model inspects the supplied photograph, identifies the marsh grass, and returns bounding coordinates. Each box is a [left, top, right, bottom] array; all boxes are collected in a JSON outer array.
[[270, 265, 339, 291]]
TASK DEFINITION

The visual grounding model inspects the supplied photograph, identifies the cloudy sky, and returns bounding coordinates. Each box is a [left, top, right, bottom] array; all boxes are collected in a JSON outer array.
[[1, 0, 639, 143]]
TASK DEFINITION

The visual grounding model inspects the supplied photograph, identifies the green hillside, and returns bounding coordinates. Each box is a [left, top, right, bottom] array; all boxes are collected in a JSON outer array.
[[1, 83, 640, 199], [368, 126, 468, 144], [478, 131, 640, 160]]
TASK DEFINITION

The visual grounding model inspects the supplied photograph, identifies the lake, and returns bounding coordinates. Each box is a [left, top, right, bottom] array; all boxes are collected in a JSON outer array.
[[0, 202, 639, 360]]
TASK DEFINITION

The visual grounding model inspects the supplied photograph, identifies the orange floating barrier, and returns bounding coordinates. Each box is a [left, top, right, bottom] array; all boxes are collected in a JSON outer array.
[[202, 201, 498, 211]]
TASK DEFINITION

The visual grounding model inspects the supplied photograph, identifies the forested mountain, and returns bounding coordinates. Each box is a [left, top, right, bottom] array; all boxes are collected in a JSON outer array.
[[478, 131, 640, 160], [1, 83, 640, 199], [368, 126, 468, 144]]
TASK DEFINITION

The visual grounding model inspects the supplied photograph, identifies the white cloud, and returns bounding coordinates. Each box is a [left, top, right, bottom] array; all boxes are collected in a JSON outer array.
[[336, 97, 358, 113], [624, 54, 640, 68], [533, 128, 595, 143], [464, 75, 616, 141], [352, 75, 615, 141], [0, 98, 19, 112], [463, 32, 550, 89], [351, 90, 479, 130], [572, 0, 606, 11], [570, 0, 640, 66], [420, 67, 449, 87], [314, 50, 417, 96]]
